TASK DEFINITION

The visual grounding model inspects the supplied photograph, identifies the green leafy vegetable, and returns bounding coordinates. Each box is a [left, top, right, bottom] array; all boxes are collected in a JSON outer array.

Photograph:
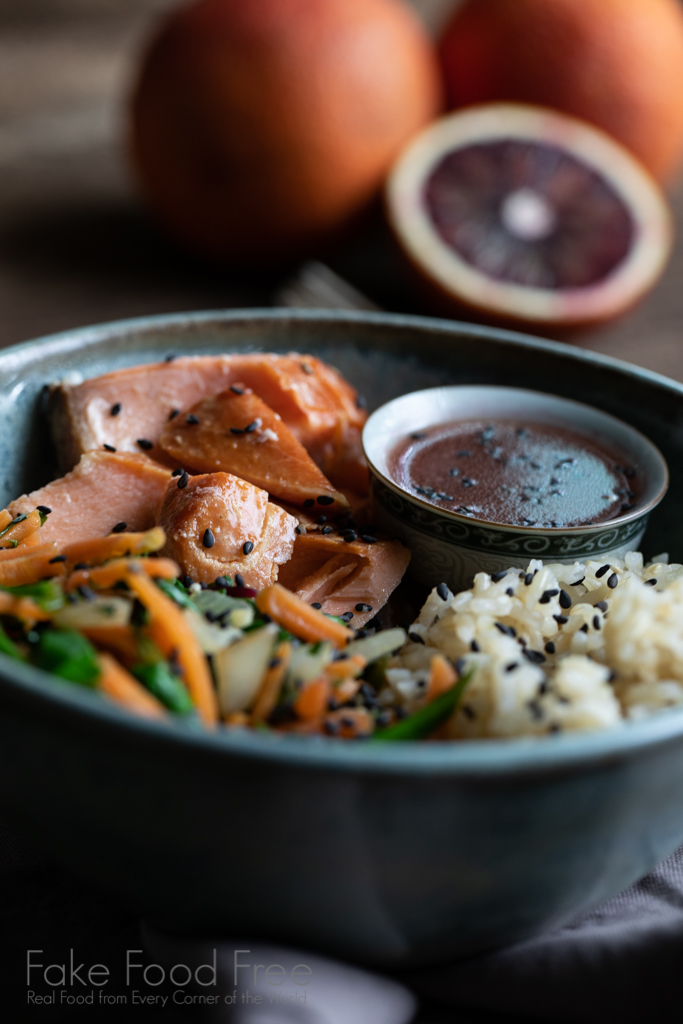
[[372, 670, 473, 742], [156, 577, 195, 610], [32, 629, 101, 686], [1, 579, 65, 613], [133, 662, 194, 715], [0, 623, 23, 661]]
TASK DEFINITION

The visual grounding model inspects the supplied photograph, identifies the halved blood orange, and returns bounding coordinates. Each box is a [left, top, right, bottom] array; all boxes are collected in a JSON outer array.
[[386, 104, 673, 334]]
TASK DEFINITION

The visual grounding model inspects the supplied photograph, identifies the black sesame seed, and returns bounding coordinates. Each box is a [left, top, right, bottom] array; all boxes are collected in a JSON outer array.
[[545, 641, 556, 654], [110, 403, 122, 416], [456, 449, 472, 457], [523, 649, 546, 664], [470, 640, 480, 652], [505, 662, 519, 673], [230, 426, 245, 435], [559, 590, 572, 609], [607, 573, 619, 589], [522, 519, 537, 526], [462, 704, 476, 720], [462, 478, 476, 487], [356, 395, 367, 410], [186, 413, 200, 425], [549, 724, 561, 734], [103, 443, 117, 452], [77, 585, 96, 603], [574, 577, 586, 586], [595, 601, 608, 612], [178, 472, 189, 489], [230, 385, 244, 395], [111, 521, 127, 534], [595, 564, 611, 578], [321, 526, 333, 535], [553, 614, 568, 625], [214, 576, 229, 588], [136, 438, 153, 450], [303, 499, 315, 508], [455, 657, 467, 676], [169, 408, 179, 420], [242, 540, 254, 555], [300, 362, 314, 375], [593, 615, 601, 630], [182, 575, 194, 588], [528, 700, 543, 720], [341, 531, 357, 542], [203, 529, 215, 548], [539, 589, 559, 604], [49, 554, 67, 564], [295, 525, 306, 535], [645, 578, 658, 586], [171, 467, 184, 477], [411, 431, 428, 440], [206, 610, 219, 623], [524, 572, 535, 586], [316, 515, 327, 525], [235, 573, 245, 588], [538, 679, 549, 694], [355, 603, 373, 612], [409, 632, 425, 644], [311, 602, 322, 609], [436, 582, 450, 601], [495, 622, 516, 637], [580, 623, 589, 633], [506, 587, 514, 596], [491, 570, 508, 583], [620, 503, 635, 513], [360, 535, 377, 544], [624, 468, 636, 478], [165, 354, 177, 362], [36, 505, 52, 515], [243, 420, 259, 433], [340, 612, 354, 621]]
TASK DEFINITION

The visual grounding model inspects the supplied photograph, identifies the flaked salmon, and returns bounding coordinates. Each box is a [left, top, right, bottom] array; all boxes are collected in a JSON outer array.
[[9, 451, 171, 549], [48, 353, 368, 491], [158, 386, 347, 509], [158, 472, 297, 589], [277, 531, 410, 627]]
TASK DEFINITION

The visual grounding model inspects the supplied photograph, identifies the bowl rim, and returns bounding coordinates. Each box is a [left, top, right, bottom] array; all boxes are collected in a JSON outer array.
[[3, 306, 683, 776], [361, 383, 670, 534]]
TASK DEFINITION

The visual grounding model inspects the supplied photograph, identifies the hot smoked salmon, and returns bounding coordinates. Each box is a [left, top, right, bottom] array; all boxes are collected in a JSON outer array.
[[48, 353, 368, 491], [158, 472, 297, 589], [277, 531, 410, 627], [8, 451, 171, 548], [158, 386, 348, 509]]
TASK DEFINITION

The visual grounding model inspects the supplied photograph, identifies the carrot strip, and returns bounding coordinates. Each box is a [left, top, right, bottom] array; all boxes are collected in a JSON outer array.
[[124, 570, 218, 727], [0, 545, 66, 587], [62, 527, 166, 568], [0, 592, 49, 623], [324, 707, 374, 738], [225, 711, 250, 727], [251, 641, 292, 725], [427, 653, 457, 701], [81, 624, 140, 665], [330, 678, 360, 705], [0, 538, 53, 562], [255, 584, 354, 649], [67, 557, 179, 591], [0, 509, 42, 547], [325, 654, 367, 680], [0, 510, 11, 533], [98, 652, 166, 720], [293, 677, 331, 721]]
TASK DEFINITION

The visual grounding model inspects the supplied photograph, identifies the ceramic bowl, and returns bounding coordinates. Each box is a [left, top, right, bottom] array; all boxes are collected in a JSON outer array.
[[363, 385, 669, 591], [2, 310, 683, 969]]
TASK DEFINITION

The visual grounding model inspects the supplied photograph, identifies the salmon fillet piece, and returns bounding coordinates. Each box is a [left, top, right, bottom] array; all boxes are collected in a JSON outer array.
[[158, 386, 348, 509], [158, 472, 297, 589], [48, 353, 368, 492], [277, 532, 410, 627], [9, 451, 171, 548]]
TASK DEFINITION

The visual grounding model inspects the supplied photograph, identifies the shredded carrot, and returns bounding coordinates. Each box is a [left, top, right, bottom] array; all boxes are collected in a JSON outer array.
[[98, 652, 166, 720], [0, 536, 51, 562], [0, 509, 42, 547], [255, 584, 354, 648], [225, 711, 250, 726], [293, 676, 331, 721], [251, 641, 292, 725], [330, 678, 360, 705], [0, 591, 49, 623], [0, 510, 11, 533], [62, 527, 166, 568], [324, 706, 374, 738], [0, 545, 66, 587], [81, 624, 140, 665], [66, 556, 179, 591], [325, 654, 367, 680], [427, 654, 457, 701], [125, 570, 218, 727]]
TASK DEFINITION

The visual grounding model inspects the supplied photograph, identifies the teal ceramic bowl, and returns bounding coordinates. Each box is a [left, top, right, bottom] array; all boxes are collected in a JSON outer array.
[[2, 309, 683, 968]]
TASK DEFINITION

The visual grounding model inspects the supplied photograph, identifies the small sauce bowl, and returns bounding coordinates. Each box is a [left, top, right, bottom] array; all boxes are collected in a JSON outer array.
[[362, 385, 669, 591]]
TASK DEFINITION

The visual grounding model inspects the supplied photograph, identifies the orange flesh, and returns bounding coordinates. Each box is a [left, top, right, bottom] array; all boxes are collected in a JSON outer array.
[[277, 532, 411, 627], [159, 386, 348, 508], [98, 652, 167, 720], [255, 584, 354, 648], [158, 472, 297, 588], [9, 451, 171, 549], [48, 353, 367, 490]]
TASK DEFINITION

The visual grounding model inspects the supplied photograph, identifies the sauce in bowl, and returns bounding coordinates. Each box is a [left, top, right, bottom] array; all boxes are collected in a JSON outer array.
[[390, 419, 639, 529]]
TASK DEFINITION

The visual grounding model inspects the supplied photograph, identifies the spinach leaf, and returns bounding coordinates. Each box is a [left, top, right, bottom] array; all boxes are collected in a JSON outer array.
[[372, 670, 473, 742], [32, 629, 101, 687], [133, 662, 194, 715]]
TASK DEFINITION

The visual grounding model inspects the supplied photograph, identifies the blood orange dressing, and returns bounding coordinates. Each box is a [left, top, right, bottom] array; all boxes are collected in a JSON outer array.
[[390, 419, 638, 528]]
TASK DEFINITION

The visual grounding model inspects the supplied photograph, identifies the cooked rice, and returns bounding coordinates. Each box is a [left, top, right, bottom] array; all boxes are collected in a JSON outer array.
[[383, 552, 683, 738]]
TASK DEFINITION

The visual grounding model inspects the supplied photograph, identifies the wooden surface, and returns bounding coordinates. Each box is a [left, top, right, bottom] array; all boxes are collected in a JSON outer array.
[[1, 0, 682, 382]]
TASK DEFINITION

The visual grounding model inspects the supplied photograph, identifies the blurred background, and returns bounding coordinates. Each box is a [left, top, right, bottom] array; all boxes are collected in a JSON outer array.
[[0, 0, 682, 377]]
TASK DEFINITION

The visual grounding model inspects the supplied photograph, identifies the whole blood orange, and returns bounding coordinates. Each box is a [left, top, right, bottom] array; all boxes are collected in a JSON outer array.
[[439, 0, 683, 183], [130, 0, 442, 264], [386, 104, 673, 334]]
